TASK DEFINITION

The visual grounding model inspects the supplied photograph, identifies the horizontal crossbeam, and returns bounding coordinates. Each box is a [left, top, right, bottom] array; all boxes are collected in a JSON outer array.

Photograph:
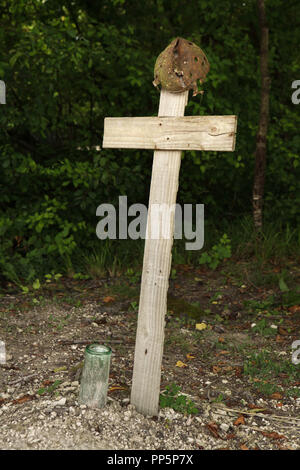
[[103, 115, 237, 151]]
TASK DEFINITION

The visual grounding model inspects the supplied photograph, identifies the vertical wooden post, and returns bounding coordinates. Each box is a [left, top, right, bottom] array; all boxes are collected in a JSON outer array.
[[130, 89, 188, 416]]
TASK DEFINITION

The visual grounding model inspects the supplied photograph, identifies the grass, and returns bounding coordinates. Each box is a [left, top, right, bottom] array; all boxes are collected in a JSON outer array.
[[167, 295, 208, 322], [222, 216, 299, 262], [159, 383, 199, 415], [37, 380, 62, 396], [1, 215, 299, 291], [109, 282, 139, 301], [243, 350, 300, 397], [165, 331, 194, 354], [81, 216, 299, 293], [47, 313, 71, 331], [250, 318, 279, 337]]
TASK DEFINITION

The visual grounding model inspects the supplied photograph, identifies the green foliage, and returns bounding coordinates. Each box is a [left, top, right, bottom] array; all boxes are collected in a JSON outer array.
[[37, 380, 61, 396], [279, 276, 289, 293], [251, 318, 278, 337], [170, 268, 177, 280], [243, 350, 299, 397], [199, 234, 231, 269], [45, 272, 63, 283], [48, 313, 71, 330], [244, 296, 276, 314], [129, 301, 138, 312], [32, 279, 41, 290], [71, 272, 90, 280], [125, 268, 141, 284], [281, 290, 300, 308], [0, 0, 299, 281], [159, 383, 198, 415], [212, 393, 225, 404]]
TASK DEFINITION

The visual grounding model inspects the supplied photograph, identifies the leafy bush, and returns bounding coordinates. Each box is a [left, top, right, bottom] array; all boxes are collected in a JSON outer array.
[[199, 234, 232, 269], [159, 384, 198, 415], [0, 0, 299, 282]]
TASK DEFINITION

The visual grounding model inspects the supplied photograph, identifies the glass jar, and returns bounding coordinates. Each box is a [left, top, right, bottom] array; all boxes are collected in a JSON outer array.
[[78, 344, 112, 408]]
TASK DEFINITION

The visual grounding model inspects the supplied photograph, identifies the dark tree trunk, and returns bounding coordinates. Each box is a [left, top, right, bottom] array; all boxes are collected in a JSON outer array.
[[252, 0, 270, 231]]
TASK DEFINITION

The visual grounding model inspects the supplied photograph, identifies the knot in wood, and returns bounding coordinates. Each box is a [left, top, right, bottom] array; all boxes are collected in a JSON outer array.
[[153, 37, 210, 96]]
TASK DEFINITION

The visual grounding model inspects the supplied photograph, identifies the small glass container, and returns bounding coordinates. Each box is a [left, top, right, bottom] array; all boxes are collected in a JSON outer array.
[[79, 344, 112, 408], [0, 340, 6, 365]]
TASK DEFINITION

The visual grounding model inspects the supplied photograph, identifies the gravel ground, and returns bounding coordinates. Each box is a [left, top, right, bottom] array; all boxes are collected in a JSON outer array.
[[1, 388, 299, 450], [0, 279, 299, 450]]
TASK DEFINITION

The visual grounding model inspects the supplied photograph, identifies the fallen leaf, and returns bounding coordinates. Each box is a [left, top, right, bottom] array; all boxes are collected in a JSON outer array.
[[240, 443, 249, 450], [234, 415, 245, 426], [278, 326, 289, 336], [186, 353, 195, 360], [181, 264, 190, 272], [218, 336, 225, 343], [206, 421, 221, 439], [288, 305, 300, 313], [216, 350, 230, 356], [12, 395, 35, 405], [270, 392, 283, 400], [176, 360, 187, 368], [276, 444, 295, 450], [53, 366, 67, 372], [195, 322, 207, 331], [108, 385, 127, 392], [43, 380, 53, 386], [212, 365, 221, 373], [288, 305, 300, 314], [103, 296, 115, 303], [223, 365, 233, 372], [261, 431, 286, 440]]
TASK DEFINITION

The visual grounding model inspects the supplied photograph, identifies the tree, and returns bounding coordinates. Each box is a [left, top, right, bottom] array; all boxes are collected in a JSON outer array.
[[252, 0, 270, 231]]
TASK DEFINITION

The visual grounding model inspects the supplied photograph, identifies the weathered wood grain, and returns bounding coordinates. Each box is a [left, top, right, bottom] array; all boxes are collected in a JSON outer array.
[[130, 90, 188, 416], [102, 89, 238, 417], [103, 115, 237, 151]]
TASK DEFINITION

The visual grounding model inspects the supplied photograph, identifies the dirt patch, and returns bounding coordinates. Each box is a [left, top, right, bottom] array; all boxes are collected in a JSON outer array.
[[0, 268, 299, 450]]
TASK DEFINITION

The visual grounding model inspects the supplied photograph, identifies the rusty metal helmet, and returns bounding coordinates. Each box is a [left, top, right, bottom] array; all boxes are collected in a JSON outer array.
[[153, 37, 210, 96]]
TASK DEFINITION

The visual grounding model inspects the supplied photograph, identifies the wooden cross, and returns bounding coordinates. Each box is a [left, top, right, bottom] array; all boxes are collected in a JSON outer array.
[[102, 55, 237, 418]]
